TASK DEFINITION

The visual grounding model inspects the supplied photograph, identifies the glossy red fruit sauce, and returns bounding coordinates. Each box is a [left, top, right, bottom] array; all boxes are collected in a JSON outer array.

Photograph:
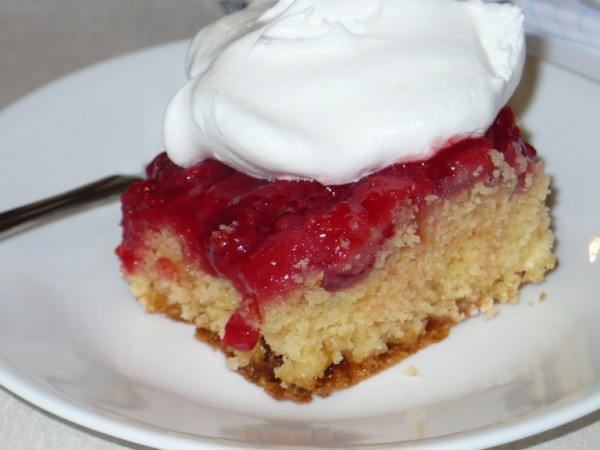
[[117, 107, 537, 352]]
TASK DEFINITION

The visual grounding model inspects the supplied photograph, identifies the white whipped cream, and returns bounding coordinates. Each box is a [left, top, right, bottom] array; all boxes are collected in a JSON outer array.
[[164, 0, 525, 185]]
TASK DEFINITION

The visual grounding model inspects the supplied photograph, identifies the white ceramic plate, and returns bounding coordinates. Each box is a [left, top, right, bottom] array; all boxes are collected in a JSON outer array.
[[0, 40, 599, 450]]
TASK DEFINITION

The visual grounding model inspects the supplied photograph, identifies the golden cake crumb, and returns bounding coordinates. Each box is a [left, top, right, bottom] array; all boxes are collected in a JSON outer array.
[[403, 366, 421, 377]]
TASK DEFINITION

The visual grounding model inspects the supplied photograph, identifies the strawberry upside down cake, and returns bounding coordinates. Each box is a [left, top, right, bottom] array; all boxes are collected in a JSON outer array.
[[117, 0, 556, 402]]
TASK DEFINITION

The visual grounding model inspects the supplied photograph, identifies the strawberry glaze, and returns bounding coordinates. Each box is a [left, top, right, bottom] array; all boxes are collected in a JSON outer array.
[[117, 107, 536, 351]]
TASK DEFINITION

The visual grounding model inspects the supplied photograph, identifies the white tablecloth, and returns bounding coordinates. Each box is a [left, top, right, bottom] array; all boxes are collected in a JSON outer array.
[[1, 1, 599, 448]]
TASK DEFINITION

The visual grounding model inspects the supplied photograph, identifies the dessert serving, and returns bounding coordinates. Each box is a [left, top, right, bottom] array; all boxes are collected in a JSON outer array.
[[116, 0, 556, 402]]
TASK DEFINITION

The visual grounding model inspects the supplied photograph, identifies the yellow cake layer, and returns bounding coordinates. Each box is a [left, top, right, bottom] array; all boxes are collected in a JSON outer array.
[[123, 150, 555, 399]]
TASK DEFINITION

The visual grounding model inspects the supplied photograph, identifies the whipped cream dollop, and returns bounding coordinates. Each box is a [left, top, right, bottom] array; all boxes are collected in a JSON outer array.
[[164, 0, 525, 185]]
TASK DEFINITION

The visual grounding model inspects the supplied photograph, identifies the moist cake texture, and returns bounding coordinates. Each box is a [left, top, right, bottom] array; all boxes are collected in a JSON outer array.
[[117, 108, 556, 402]]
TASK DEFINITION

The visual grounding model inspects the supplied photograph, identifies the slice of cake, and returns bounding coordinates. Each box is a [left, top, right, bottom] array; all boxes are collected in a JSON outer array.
[[117, 107, 555, 402], [116, 0, 556, 402]]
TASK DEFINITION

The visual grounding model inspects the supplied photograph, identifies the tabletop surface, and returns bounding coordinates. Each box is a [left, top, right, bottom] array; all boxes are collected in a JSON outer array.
[[1, 1, 599, 449]]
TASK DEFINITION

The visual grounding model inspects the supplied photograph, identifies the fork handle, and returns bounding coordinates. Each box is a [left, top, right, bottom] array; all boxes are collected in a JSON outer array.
[[0, 175, 142, 233]]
